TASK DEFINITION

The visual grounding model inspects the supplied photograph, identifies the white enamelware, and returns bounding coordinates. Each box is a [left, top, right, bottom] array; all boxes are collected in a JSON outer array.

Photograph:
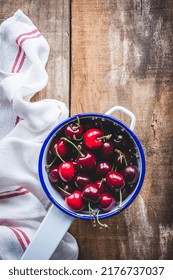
[[21, 106, 145, 260]]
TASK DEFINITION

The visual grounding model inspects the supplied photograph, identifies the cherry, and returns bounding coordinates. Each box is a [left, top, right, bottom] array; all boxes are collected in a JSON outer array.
[[65, 190, 85, 212], [82, 184, 101, 203], [95, 179, 107, 193], [46, 115, 141, 220], [72, 160, 80, 171], [114, 149, 129, 168], [121, 187, 129, 200], [83, 128, 103, 150], [113, 132, 133, 150], [106, 171, 125, 190], [58, 161, 75, 182], [99, 192, 116, 212], [100, 141, 114, 160], [74, 173, 91, 189], [58, 184, 73, 199], [52, 138, 69, 158], [65, 118, 83, 140], [121, 164, 139, 184], [48, 166, 59, 183], [96, 161, 112, 178], [77, 151, 96, 172]]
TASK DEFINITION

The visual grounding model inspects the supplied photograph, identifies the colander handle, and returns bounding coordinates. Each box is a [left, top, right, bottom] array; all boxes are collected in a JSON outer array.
[[105, 106, 136, 131], [20, 205, 74, 260]]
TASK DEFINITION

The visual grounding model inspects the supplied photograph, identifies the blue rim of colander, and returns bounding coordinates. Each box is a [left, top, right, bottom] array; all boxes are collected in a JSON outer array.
[[38, 113, 146, 220]]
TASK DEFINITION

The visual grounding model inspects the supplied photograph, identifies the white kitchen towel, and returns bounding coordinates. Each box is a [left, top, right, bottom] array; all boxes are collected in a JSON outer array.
[[0, 9, 78, 260]]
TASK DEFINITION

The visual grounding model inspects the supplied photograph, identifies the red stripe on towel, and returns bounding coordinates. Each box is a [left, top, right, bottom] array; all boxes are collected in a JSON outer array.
[[9, 227, 26, 251], [0, 187, 29, 199], [11, 29, 41, 73], [19, 33, 41, 47], [15, 228, 30, 245], [15, 115, 20, 125], [11, 46, 22, 73], [16, 51, 26, 73], [0, 186, 25, 195], [16, 29, 38, 44], [0, 191, 29, 199]]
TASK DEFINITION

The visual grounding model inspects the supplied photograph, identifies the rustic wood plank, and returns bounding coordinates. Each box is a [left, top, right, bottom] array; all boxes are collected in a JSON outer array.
[[0, 0, 70, 107], [70, 0, 173, 259]]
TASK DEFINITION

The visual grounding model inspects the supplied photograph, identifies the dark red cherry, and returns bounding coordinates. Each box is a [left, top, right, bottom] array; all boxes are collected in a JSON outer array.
[[99, 192, 116, 212], [96, 161, 112, 178], [100, 141, 114, 159], [113, 133, 133, 150], [121, 164, 139, 184], [52, 138, 69, 158], [48, 166, 59, 183], [58, 161, 75, 182], [95, 179, 107, 194], [74, 174, 91, 189], [58, 184, 73, 199], [65, 190, 85, 212], [121, 187, 129, 200], [106, 171, 125, 190], [77, 151, 96, 172], [83, 128, 103, 150], [82, 184, 101, 203], [65, 122, 83, 140], [114, 149, 129, 168]]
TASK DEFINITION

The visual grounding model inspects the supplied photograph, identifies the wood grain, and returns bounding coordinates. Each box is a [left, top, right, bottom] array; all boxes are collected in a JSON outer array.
[[0, 0, 70, 106], [70, 0, 173, 259], [1, 0, 173, 260]]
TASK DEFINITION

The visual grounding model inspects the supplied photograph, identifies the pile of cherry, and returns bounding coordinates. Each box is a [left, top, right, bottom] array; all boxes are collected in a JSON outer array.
[[46, 116, 139, 219]]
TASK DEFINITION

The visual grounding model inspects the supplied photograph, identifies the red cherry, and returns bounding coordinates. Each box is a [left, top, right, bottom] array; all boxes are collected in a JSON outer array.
[[65, 122, 83, 140], [106, 171, 125, 190], [95, 179, 107, 194], [121, 164, 139, 184], [82, 183, 101, 203], [48, 166, 59, 183], [100, 141, 114, 159], [58, 161, 75, 182], [52, 138, 69, 158], [72, 160, 80, 171], [74, 173, 91, 189], [96, 161, 112, 178], [65, 190, 85, 212], [83, 128, 103, 150], [77, 151, 96, 172], [99, 192, 116, 212]]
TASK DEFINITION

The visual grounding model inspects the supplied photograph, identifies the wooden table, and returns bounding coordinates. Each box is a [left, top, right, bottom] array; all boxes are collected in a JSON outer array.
[[1, 0, 173, 260]]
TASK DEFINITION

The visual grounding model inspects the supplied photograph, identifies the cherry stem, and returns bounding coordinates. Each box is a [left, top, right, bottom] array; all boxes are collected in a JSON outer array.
[[96, 210, 109, 229], [88, 202, 97, 227], [71, 116, 81, 130], [115, 149, 128, 166], [111, 164, 117, 172], [97, 134, 112, 141], [98, 178, 105, 188], [77, 116, 80, 126], [55, 145, 65, 163], [88, 203, 108, 229], [45, 156, 57, 169], [56, 185, 70, 195], [62, 137, 84, 157], [118, 188, 122, 212], [73, 134, 83, 141]]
